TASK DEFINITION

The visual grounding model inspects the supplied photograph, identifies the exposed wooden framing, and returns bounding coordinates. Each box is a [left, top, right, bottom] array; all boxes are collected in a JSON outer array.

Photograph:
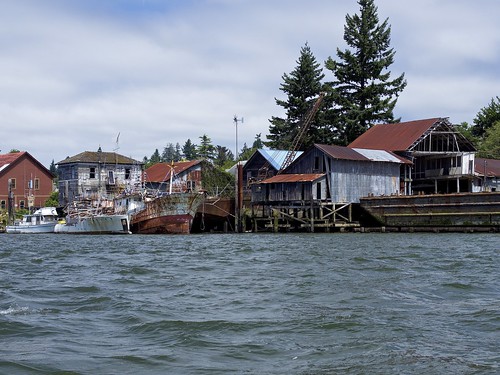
[[251, 200, 359, 232]]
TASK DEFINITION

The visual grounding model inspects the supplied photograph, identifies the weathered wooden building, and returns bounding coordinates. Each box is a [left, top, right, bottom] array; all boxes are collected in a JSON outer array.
[[349, 117, 476, 194], [250, 144, 410, 232], [0, 151, 54, 211], [252, 144, 409, 204], [242, 149, 303, 188], [144, 160, 202, 193], [57, 148, 143, 205]]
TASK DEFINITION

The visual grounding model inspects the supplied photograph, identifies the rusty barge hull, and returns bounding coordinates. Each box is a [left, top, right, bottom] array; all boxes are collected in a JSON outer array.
[[130, 193, 204, 234], [360, 192, 500, 229]]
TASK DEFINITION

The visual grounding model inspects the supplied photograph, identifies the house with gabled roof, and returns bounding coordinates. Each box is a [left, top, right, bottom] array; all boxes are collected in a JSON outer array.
[[144, 160, 202, 193], [474, 157, 500, 192], [242, 149, 303, 188], [57, 148, 143, 205], [348, 117, 476, 194], [252, 144, 410, 204], [0, 151, 54, 211]]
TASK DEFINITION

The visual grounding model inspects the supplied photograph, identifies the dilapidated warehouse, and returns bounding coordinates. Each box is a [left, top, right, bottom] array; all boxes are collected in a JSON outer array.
[[249, 144, 410, 232]]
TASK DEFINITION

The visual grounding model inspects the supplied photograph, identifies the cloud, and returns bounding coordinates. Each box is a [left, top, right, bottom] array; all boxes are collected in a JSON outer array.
[[1, 0, 499, 166]]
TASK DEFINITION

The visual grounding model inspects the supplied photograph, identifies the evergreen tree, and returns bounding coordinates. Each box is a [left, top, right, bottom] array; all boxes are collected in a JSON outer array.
[[49, 159, 57, 175], [267, 43, 328, 150], [197, 134, 216, 161], [149, 149, 161, 165], [472, 96, 500, 139], [174, 142, 182, 161], [214, 145, 234, 168], [252, 133, 264, 149], [182, 139, 197, 160], [325, 0, 407, 145], [161, 143, 176, 163]]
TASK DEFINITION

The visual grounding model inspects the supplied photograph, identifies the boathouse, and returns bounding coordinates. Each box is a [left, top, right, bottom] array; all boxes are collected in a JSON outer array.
[[250, 144, 410, 232], [242, 149, 303, 188], [57, 148, 143, 205], [0, 151, 54, 211], [145, 160, 202, 193], [349, 117, 476, 194]]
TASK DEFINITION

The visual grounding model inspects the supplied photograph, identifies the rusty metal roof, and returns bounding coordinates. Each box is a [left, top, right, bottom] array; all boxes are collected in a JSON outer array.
[[315, 144, 369, 161], [145, 160, 202, 182], [475, 158, 500, 177], [313, 144, 411, 164], [348, 118, 442, 151], [259, 173, 325, 184]]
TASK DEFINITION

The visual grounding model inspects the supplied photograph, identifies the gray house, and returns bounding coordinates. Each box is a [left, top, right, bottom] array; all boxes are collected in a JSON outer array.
[[57, 148, 143, 205], [252, 144, 410, 204]]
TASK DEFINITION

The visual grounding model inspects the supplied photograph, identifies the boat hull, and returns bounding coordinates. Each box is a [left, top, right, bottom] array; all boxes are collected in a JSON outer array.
[[130, 193, 204, 234], [54, 215, 130, 234], [5, 207, 59, 234], [360, 192, 500, 228], [6, 222, 57, 234]]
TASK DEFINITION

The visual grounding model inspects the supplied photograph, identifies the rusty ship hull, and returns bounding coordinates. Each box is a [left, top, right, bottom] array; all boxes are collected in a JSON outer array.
[[360, 192, 500, 230], [130, 192, 204, 234]]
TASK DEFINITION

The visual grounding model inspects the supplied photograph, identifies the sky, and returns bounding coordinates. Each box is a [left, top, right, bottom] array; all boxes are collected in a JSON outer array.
[[1, 0, 499, 167]]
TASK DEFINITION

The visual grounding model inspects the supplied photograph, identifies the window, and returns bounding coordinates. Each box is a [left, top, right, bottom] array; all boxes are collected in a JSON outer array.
[[108, 170, 115, 185], [19, 200, 25, 209], [90, 167, 96, 179], [34, 178, 40, 190], [125, 168, 131, 180], [314, 156, 320, 171], [0, 200, 5, 209]]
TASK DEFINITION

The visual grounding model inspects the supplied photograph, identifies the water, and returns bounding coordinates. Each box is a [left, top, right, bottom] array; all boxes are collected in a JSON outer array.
[[1, 233, 498, 374]]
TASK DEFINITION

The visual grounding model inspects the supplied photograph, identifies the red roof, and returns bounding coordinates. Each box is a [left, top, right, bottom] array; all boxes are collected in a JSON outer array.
[[475, 158, 500, 177], [145, 160, 201, 182], [0, 151, 25, 169], [260, 173, 325, 184], [348, 118, 441, 151]]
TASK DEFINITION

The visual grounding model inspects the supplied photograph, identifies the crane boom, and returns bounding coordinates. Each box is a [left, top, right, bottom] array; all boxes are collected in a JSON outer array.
[[277, 92, 326, 174]]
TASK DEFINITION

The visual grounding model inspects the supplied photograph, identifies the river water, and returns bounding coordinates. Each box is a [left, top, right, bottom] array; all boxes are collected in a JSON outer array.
[[0, 233, 498, 374]]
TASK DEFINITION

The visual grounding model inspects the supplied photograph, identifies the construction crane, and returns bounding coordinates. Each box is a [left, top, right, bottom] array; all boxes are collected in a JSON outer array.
[[277, 91, 326, 174]]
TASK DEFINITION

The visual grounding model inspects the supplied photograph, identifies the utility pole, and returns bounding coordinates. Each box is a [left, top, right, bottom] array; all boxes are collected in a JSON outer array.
[[234, 115, 243, 233]]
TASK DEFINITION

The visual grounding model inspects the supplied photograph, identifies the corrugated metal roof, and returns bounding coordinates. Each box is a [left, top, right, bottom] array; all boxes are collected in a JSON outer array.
[[316, 144, 369, 161], [348, 118, 441, 151], [475, 158, 500, 177], [259, 149, 303, 170], [57, 151, 141, 165], [352, 148, 412, 164], [260, 173, 325, 184], [145, 160, 201, 182]]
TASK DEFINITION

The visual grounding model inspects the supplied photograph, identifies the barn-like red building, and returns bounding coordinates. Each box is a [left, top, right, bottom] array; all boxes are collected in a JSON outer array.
[[0, 151, 54, 211]]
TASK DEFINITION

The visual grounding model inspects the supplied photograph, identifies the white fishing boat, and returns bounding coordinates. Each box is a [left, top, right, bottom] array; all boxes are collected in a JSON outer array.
[[54, 199, 131, 234], [5, 207, 59, 234]]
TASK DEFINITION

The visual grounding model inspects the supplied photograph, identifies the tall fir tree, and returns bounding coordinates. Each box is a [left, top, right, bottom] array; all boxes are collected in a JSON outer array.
[[197, 134, 216, 161], [325, 0, 407, 145], [182, 139, 198, 160], [267, 43, 328, 150]]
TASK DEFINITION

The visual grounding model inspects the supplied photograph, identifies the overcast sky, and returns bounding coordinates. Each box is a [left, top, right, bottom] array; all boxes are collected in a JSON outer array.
[[1, 0, 499, 167]]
